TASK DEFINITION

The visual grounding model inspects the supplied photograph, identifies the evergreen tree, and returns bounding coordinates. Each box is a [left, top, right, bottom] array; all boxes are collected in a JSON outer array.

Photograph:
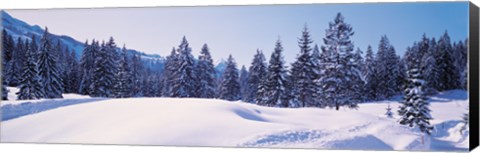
[[319, 13, 361, 110], [354, 47, 365, 72], [17, 40, 44, 100], [171, 36, 197, 98], [161, 47, 177, 97], [2, 29, 15, 87], [15, 37, 27, 72], [218, 55, 241, 101], [131, 53, 145, 97], [258, 39, 289, 107], [79, 40, 96, 95], [435, 31, 460, 91], [195, 44, 217, 98], [398, 65, 433, 135], [454, 40, 468, 90], [91, 38, 117, 97], [239, 65, 249, 101], [420, 37, 440, 94], [113, 45, 133, 98], [363, 45, 380, 100], [65, 49, 80, 93], [2, 29, 14, 63], [375, 36, 402, 98], [290, 25, 317, 107], [5, 49, 21, 86], [1, 29, 17, 99], [385, 104, 393, 118], [37, 27, 63, 98], [247, 49, 267, 103]]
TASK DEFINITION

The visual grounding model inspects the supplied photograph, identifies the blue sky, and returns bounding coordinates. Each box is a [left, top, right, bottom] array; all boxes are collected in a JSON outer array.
[[8, 2, 469, 67]]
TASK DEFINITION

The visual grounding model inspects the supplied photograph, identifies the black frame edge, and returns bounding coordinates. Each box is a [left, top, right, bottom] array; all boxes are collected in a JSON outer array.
[[469, 1, 480, 151]]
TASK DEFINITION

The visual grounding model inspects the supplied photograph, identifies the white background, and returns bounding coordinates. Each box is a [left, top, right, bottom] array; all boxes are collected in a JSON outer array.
[[0, 0, 479, 153]]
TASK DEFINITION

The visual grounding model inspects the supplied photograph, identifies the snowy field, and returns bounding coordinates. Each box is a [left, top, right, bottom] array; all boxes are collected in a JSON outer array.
[[0, 87, 469, 151]]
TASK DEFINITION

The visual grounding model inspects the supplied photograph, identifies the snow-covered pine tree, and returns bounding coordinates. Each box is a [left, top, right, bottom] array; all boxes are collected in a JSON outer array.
[[375, 36, 402, 99], [311, 44, 324, 103], [1, 29, 12, 100], [17, 40, 44, 100], [161, 47, 177, 97], [1, 29, 14, 63], [2, 29, 14, 86], [113, 45, 133, 98], [170, 36, 197, 98], [5, 48, 21, 87], [65, 48, 80, 93], [247, 49, 267, 103], [195, 44, 217, 98], [53, 41, 69, 93], [363, 45, 380, 100], [435, 31, 460, 91], [352, 47, 366, 103], [319, 13, 361, 110], [398, 62, 433, 135], [218, 55, 241, 101], [239, 65, 249, 101], [37, 27, 63, 98], [354, 47, 365, 73], [91, 38, 117, 97], [290, 25, 318, 107], [454, 40, 468, 90], [420, 37, 439, 95], [79, 40, 95, 95], [132, 56, 145, 97], [385, 104, 393, 118], [15, 37, 27, 73], [258, 39, 289, 107]]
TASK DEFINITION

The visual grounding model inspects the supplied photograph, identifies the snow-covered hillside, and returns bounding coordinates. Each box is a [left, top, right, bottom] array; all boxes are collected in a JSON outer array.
[[0, 89, 469, 151]]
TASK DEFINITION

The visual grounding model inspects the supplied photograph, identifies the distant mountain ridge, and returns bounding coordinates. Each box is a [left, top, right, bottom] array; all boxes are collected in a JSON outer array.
[[1, 10, 229, 74], [1, 10, 162, 60]]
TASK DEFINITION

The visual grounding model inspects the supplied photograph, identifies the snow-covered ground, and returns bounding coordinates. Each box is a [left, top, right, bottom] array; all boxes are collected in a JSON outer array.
[[0, 88, 469, 151]]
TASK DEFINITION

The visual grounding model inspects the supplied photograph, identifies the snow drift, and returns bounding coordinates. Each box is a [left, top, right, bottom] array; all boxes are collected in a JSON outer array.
[[0, 90, 469, 151]]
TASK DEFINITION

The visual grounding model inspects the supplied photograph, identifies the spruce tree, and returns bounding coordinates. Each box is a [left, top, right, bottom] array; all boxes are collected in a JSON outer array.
[[398, 65, 433, 135], [161, 47, 177, 97], [247, 49, 267, 103], [218, 55, 241, 101], [258, 39, 289, 107], [319, 13, 361, 110], [436, 31, 460, 91], [375, 36, 403, 99], [91, 38, 117, 97], [420, 37, 440, 94], [79, 40, 95, 95], [239, 65, 249, 101], [2, 29, 15, 86], [65, 49, 80, 93], [17, 40, 44, 100], [171, 36, 197, 98], [385, 104, 393, 118], [113, 46, 133, 98], [131, 53, 145, 97], [37, 27, 63, 98], [363, 45, 380, 100], [290, 25, 317, 107], [2, 29, 11, 99], [195, 44, 217, 98]]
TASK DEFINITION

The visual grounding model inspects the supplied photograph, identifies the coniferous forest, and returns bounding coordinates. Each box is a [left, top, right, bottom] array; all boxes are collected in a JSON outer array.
[[1, 1, 475, 149], [2, 13, 468, 136]]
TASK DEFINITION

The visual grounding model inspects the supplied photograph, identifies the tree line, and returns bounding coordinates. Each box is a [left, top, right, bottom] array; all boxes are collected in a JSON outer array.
[[2, 13, 467, 112]]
